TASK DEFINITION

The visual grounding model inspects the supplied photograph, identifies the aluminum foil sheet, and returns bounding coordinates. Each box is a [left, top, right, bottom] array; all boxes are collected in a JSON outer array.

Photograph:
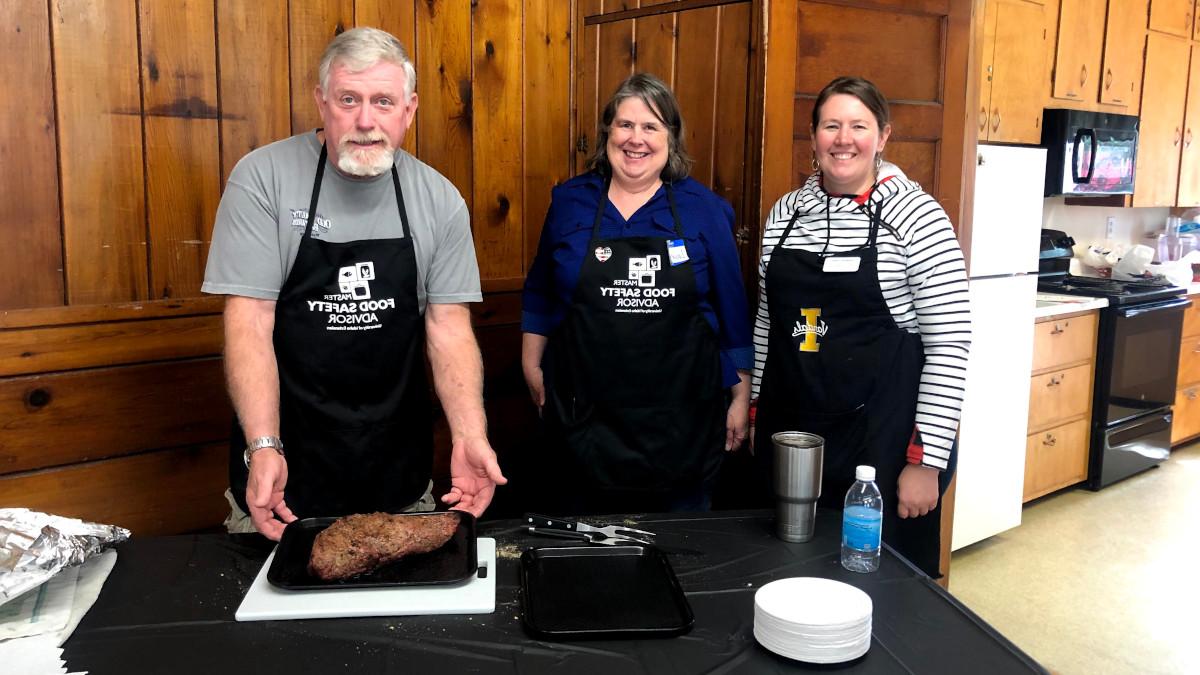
[[0, 508, 129, 606]]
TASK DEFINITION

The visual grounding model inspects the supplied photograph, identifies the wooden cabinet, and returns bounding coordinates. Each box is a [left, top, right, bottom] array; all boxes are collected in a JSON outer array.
[[979, 0, 1049, 142], [1149, 0, 1194, 37], [1024, 419, 1090, 500], [1179, 44, 1200, 206], [1025, 311, 1097, 502], [1050, 0, 1107, 103], [1134, 33, 1192, 207], [1098, 0, 1148, 108], [1172, 293, 1200, 444]]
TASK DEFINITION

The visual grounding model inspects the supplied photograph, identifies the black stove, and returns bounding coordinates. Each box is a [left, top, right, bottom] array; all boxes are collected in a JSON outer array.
[[1037, 273, 1186, 306]]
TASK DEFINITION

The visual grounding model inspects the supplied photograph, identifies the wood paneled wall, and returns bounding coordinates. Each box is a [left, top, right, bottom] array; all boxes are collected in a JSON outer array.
[[0, 0, 573, 535]]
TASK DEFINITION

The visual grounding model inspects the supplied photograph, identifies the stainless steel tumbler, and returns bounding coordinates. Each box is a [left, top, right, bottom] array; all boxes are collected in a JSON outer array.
[[772, 431, 824, 543]]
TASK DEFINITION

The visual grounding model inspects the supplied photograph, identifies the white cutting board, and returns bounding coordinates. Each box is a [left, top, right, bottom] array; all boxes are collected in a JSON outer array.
[[235, 538, 496, 621]]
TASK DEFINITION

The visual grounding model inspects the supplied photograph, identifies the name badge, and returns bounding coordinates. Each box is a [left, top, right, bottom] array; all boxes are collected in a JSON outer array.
[[822, 256, 860, 273], [667, 239, 689, 266]]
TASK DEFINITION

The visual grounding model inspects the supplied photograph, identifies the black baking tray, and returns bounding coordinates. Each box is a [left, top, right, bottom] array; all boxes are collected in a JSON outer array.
[[519, 546, 693, 639], [266, 511, 477, 590]]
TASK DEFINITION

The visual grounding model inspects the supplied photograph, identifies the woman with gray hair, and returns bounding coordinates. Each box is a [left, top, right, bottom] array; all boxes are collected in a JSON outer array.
[[521, 73, 752, 515]]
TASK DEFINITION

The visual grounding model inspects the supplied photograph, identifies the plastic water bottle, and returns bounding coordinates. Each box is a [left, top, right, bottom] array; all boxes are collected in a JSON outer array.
[[840, 465, 883, 573]]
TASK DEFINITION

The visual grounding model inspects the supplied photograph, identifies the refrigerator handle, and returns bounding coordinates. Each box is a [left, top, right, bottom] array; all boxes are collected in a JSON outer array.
[[1071, 128, 1097, 184]]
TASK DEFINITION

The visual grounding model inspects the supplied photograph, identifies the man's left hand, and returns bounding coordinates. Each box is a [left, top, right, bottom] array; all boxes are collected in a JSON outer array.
[[897, 464, 940, 518], [441, 436, 508, 517]]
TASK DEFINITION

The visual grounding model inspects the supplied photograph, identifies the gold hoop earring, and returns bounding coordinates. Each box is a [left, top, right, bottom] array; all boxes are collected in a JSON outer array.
[[811, 157, 820, 173], [875, 154, 883, 170]]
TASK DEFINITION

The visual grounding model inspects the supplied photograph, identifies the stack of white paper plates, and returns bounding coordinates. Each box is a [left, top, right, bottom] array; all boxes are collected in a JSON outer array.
[[753, 577, 872, 664]]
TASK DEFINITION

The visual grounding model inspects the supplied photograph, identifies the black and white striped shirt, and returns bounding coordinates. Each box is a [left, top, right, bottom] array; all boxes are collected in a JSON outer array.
[[752, 169, 971, 470]]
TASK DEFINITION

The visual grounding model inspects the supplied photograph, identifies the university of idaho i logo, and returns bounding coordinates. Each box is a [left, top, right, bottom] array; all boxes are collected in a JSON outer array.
[[791, 308, 828, 352]]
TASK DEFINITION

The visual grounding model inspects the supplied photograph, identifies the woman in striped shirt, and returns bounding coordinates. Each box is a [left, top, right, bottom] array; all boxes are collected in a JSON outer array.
[[751, 76, 970, 577]]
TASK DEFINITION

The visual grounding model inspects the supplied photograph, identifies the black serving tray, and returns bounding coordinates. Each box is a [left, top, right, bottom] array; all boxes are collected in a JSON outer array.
[[267, 511, 477, 590], [519, 545, 693, 639]]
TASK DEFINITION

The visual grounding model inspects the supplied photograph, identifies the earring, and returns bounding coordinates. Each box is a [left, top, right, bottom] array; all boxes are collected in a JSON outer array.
[[811, 157, 820, 173], [875, 154, 883, 170]]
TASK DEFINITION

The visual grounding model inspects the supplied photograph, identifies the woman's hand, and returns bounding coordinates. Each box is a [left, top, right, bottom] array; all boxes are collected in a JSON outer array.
[[725, 371, 751, 451], [525, 365, 546, 411], [521, 333, 549, 413], [897, 464, 940, 518]]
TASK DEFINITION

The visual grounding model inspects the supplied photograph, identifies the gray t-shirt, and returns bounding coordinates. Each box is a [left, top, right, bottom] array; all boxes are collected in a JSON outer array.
[[202, 131, 481, 312]]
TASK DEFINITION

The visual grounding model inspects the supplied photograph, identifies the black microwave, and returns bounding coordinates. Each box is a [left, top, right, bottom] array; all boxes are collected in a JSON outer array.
[[1041, 109, 1138, 196]]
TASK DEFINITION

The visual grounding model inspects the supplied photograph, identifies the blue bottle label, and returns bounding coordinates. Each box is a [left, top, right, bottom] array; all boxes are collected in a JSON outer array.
[[842, 505, 882, 551]]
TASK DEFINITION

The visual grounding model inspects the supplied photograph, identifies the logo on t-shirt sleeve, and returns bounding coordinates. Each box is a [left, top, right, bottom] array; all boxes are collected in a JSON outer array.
[[290, 209, 332, 236]]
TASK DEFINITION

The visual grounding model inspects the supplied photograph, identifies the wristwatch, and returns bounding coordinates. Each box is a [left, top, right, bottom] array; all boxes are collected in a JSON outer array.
[[243, 436, 285, 468]]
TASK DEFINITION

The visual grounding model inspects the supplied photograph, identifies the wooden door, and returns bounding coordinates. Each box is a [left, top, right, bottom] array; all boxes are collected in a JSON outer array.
[[1178, 45, 1200, 206], [989, 0, 1049, 143], [574, 0, 759, 289], [1099, 0, 1149, 108], [1050, 0, 1107, 102], [1134, 33, 1190, 207], [1149, 0, 1194, 36]]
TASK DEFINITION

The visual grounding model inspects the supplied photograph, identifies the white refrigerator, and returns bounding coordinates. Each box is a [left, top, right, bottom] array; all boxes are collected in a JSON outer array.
[[951, 145, 1046, 551]]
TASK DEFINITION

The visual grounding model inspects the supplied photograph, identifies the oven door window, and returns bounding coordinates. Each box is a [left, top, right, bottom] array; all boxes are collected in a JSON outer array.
[[1107, 306, 1185, 425]]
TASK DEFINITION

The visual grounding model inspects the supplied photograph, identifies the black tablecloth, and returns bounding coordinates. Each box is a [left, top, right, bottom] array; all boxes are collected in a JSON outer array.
[[61, 510, 1046, 674]]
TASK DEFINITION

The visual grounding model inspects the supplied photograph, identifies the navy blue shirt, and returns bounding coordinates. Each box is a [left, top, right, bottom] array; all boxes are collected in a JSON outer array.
[[522, 173, 752, 387]]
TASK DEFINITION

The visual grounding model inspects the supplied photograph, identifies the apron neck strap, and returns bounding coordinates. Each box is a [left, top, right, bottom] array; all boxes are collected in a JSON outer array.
[[304, 141, 329, 240], [664, 182, 685, 238], [860, 197, 883, 248], [390, 163, 412, 240], [591, 179, 683, 239]]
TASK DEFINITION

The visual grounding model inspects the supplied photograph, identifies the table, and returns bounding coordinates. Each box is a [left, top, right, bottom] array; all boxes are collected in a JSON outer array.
[[61, 510, 1046, 674]]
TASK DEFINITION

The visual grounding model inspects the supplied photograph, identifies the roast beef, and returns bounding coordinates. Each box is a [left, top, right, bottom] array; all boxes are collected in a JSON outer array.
[[307, 511, 459, 580]]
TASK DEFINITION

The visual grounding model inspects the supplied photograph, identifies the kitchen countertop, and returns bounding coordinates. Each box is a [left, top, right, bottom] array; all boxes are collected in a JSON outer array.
[[60, 510, 1047, 674], [1033, 293, 1108, 319]]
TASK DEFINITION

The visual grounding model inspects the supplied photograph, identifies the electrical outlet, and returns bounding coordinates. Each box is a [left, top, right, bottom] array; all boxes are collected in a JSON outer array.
[[1105, 216, 1116, 240]]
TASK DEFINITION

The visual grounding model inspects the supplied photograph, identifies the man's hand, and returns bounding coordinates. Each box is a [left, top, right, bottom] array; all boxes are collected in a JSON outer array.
[[245, 450, 296, 540], [441, 436, 508, 517], [897, 464, 940, 518]]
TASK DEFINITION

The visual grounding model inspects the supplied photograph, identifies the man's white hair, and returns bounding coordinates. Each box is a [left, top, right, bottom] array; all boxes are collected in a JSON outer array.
[[318, 27, 416, 98]]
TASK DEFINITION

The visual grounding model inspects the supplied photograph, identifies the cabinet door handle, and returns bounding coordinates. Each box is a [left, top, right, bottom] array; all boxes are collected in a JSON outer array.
[[979, 107, 988, 133], [1188, 389, 1198, 400], [1047, 375, 1063, 387], [1080, 64, 1088, 87], [1043, 433, 1057, 447], [1176, 127, 1183, 147], [1050, 322, 1065, 335], [1104, 67, 1112, 91], [992, 108, 1001, 132], [1187, 129, 1193, 148]]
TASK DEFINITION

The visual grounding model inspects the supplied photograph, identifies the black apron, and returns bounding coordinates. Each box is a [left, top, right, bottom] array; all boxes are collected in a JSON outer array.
[[543, 182, 725, 511], [755, 196, 944, 577], [230, 143, 432, 518]]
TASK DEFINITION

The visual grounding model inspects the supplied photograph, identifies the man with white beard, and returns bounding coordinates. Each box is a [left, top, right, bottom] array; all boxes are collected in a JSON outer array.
[[203, 27, 505, 540]]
